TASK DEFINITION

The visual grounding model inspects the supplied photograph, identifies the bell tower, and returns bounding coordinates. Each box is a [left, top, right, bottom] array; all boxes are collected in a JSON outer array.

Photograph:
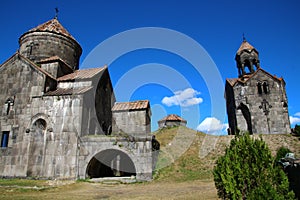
[[225, 38, 291, 135], [235, 38, 260, 77]]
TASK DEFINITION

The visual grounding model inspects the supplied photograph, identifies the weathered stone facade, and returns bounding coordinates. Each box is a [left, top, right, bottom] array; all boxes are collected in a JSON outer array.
[[19, 19, 82, 69], [112, 100, 151, 139], [0, 18, 154, 181], [225, 40, 290, 134]]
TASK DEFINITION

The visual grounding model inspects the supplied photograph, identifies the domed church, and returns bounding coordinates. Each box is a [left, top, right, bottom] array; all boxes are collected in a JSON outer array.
[[0, 17, 154, 181]]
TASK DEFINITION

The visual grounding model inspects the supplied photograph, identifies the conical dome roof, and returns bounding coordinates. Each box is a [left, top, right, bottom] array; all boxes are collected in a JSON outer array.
[[19, 18, 77, 43], [236, 40, 256, 55], [18, 18, 82, 69]]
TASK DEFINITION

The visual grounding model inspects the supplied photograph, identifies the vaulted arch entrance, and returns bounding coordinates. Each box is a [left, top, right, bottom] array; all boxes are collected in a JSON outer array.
[[86, 149, 136, 178]]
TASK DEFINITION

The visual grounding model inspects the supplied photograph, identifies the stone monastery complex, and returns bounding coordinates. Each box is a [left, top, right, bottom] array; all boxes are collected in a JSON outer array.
[[0, 17, 156, 181], [0, 16, 291, 180]]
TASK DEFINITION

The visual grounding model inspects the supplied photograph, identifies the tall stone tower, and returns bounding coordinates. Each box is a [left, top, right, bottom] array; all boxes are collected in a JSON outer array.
[[225, 39, 290, 134]]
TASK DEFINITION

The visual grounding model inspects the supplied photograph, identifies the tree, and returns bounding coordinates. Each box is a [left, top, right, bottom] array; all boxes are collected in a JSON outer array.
[[213, 134, 295, 199], [294, 124, 300, 136]]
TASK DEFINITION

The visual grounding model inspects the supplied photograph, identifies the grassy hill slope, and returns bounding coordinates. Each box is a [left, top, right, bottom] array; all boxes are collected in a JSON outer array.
[[1, 126, 299, 199], [153, 126, 300, 182]]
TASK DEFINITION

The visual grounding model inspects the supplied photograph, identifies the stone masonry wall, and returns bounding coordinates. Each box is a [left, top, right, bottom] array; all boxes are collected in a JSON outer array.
[[112, 110, 151, 138], [233, 70, 290, 134], [78, 135, 153, 181], [27, 95, 83, 178], [0, 55, 46, 177], [19, 32, 81, 69]]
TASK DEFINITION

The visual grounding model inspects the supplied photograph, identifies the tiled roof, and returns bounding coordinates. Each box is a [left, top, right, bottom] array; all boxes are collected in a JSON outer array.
[[24, 18, 76, 41], [57, 66, 106, 81], [226, 78, 239, 86], [236, 40, 256, 55], [112, 100, 149, 111], [158, 114, 187, 123], [44, 86, 93, 96]]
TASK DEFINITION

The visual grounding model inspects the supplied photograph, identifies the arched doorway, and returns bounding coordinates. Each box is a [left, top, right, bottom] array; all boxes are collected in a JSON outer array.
[[86, 149, 136, 178], [237, 103, 253, 134], [27, 118, 47, 176]]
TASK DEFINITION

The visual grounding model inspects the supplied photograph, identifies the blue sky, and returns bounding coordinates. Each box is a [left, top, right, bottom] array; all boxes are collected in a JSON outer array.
[[1, 0, 300, 133]]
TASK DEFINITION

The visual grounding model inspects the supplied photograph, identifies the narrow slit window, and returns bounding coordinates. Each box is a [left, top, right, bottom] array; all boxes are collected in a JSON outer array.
[[257, 82, 262, 94], [263, 82, 269, 94], [1, 131, 9, 148], [5, 97, 14, 115]]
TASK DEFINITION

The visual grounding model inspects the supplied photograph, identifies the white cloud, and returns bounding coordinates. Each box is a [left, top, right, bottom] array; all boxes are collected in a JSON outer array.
[[289, 112, 300, 125], [294, 112, 300, 117], [289, 116, 300, 125], [197, 117, 228, 135], [162, 88, 203, 107]]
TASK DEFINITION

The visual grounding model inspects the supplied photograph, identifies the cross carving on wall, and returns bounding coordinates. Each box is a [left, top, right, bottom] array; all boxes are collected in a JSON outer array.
[[259, 99, 272, 115]]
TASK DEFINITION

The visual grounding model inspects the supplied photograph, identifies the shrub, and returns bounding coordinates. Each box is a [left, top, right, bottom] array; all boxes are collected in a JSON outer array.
[[294, 124, 300, 136], [213, 134, 295, 199], [275, 146, 292, 162]]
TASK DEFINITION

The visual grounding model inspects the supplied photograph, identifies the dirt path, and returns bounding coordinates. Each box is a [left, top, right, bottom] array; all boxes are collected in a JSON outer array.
[[0, 180, 218, 200]]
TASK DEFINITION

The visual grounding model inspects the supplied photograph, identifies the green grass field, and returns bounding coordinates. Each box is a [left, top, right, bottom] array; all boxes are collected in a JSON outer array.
[[0, 127, 299, 199]]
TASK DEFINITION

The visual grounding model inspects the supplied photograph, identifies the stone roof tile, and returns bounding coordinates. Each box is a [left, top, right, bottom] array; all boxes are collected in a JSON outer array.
[[226, 78, 239, 86], [44, 86, 93, 96], [158, 114, 187, 123], [25, 18, 76, 41], [57, 66, 106, 81], [112, 100, 150, 111], [236, 40, 256, 55]]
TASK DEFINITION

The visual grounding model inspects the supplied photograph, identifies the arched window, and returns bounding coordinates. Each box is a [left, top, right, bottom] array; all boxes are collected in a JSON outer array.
[[1, 131, 9, 148], [257, 82, 262, 94], [244, 59, 252, 73], [263, 82, 269, 94], [4, 97, 14, 115], [32, 119, 47, 135]]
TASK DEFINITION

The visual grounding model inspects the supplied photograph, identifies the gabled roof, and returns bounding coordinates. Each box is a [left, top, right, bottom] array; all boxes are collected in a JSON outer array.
[[226, 68, 284, 87], [38, 55, 74, 71], [44, 86, 93, 96], [158, 114, 187, 123], [0, 52, 56, 81], [57, 66, 107, 81], [20, 18, 76, 41], [236, 40, 256, 55], [112, 100, 150, 112], [226, 78, 239, 87]]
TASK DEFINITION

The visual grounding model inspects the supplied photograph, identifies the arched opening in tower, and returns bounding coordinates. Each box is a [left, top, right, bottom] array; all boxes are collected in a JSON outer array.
[[86, 149, 136, 178], [243, 59, 254, 74]]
